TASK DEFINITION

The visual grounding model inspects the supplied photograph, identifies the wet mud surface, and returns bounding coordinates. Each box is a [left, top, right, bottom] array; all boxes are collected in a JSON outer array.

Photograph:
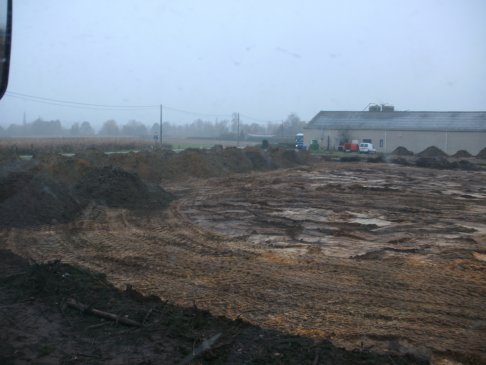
[[1, 160, 486, 363]]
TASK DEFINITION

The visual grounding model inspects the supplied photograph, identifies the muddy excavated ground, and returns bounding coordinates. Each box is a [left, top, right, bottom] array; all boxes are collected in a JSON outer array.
[[1, 149, 486, 364]]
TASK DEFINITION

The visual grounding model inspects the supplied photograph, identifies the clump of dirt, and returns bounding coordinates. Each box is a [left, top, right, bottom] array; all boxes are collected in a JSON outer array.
[[417, 146, 448, 158], [391, 146, 414, 156], [0, 172, 81, 227], [74, 166, 173, 209], [476, 147, 486, 160], [452, 150, 472, 158]]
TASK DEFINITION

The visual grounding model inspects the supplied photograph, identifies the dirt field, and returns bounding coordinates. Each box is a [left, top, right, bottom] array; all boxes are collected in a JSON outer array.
[[1, 158, 485, 364]]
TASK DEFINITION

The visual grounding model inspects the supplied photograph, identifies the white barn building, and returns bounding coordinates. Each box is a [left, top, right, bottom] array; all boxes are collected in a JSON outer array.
[[304, 110, 486, 155]]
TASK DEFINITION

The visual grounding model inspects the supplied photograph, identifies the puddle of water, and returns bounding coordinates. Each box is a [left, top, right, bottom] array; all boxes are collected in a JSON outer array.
[[347, 212, 392, 227], [269, 208, 329, 222], [350, 218, 392, 227], [442, 190, 486, 199]]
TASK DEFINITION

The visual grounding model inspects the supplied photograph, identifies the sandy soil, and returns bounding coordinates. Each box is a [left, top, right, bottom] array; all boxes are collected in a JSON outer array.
[[1, 161, 485, 362]]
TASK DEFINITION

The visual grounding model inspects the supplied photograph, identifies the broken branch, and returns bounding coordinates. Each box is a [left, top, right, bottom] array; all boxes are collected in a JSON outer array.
[[66, 298, 142, 327]]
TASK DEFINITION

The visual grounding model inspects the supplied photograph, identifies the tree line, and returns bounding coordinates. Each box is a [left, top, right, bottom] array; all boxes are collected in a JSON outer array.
[[0, 114, 306, 139]]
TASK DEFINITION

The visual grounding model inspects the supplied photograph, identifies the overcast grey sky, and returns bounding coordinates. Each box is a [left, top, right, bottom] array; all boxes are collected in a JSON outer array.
[[0, 0, 485, 128]]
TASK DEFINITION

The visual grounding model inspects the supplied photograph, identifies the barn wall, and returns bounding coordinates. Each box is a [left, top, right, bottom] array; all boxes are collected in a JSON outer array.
[[304, 129, 486, 155]]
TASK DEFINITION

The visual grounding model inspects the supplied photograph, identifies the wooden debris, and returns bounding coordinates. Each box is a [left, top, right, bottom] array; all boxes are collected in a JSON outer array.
[[66, 298, 142, 327], [142, 306, 154, 325]]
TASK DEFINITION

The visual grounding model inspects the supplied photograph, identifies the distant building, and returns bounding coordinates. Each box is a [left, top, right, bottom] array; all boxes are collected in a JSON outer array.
[[305, 108, 486, 155]]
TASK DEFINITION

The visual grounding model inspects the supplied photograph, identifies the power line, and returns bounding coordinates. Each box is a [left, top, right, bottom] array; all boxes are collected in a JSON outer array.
[[6, 93, 156, 111], [5, 91, 232, 117], [5, 91, 280, 122], [6, 91, 158, 109]]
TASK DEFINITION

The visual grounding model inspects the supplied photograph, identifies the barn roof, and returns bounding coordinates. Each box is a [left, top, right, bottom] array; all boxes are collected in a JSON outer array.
[[306, 111, 486, 132]]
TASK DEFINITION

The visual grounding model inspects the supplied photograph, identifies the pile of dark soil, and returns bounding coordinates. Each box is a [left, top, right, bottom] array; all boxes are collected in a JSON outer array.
[[452, 150, 472, 158], [391, 146, 414, 156], [0, 164, 173, 228], [415, 157, 479, 171], [107, 146, 308, 182], [243, 146, 270, 169], [417, 146, 448, 158], [476, 147, 486, 160], [0, 172, 81, 227], [74, 166, 173, 209], [0, 250, 430, 364], [0, 147, 308, 228], [220, 147, 254, 173]]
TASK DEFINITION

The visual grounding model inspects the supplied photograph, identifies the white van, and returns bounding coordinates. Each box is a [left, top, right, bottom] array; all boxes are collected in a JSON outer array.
[[359, 143, 376, 154]]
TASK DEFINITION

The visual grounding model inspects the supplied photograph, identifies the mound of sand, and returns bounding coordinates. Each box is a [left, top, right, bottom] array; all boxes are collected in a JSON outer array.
[[417, 146, 448, 158], [452, 150, 472, 158], [476, 147, 486, 160], [391, 146, 414, 156]]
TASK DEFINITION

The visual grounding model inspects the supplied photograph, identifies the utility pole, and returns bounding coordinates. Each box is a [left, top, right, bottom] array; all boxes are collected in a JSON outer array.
[[159, 104, 163, 146], [237, 112, 240, 147]]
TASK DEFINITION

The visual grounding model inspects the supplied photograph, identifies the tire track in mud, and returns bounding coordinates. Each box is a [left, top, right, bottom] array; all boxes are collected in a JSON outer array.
[[1, 162, 485, 360]]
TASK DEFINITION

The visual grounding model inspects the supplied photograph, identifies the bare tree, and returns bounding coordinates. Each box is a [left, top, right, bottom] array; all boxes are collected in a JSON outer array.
[[99, 120, 120, 136]]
